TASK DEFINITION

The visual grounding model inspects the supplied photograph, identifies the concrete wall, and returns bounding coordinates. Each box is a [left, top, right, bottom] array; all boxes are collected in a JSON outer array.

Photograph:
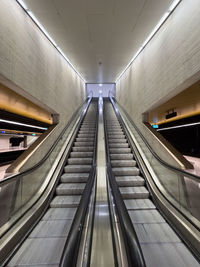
[[0, 0, 85, 168], [116, 0, 200, 167]]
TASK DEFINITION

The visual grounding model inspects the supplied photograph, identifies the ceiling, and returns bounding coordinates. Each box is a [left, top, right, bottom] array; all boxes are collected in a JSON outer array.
[[24, 0, 174, 83]]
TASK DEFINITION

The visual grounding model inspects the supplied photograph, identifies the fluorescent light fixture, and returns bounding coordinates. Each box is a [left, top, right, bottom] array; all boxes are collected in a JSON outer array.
[[157, 122, 200, 131], [116, 0, 182, 82], [99, 90, 102, 94], [168, 0, 181, 12], [16, 0, 86, 82], [17, 0, 28, 10], [99, 84, 102, 87], [0, 119, 48, 130]]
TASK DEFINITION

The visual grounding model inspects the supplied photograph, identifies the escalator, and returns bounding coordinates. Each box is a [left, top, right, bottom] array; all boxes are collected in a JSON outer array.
[[4, 100, 98, 266], [1, 97, 199, 267], [104, 99, 199, 267]]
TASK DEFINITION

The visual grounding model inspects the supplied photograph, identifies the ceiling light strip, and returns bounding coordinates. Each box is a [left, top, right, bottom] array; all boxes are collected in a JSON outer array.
[[157, 122, 200, 131], [16, 0, 86, 82], [0, 119, 48, 130], [115, 0, 182, 82]]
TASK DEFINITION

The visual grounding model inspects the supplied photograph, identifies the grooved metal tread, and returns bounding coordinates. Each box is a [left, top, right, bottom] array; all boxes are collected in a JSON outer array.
[[70, 151, 93, 158], [74, 142, 94, 146], [116, 175, 144, 186], [110, 148, 131, 153], [64, 165, 91, 173], [111, 159, 136, 167], [112, 167, 140, 176], [109, 143, 129, 148], [56, 183, 85, 195], [109, 139, 127, 143], [124, 199, 155, 210], [120, 186, 149, 199], [110, 153, 133, 159], [68, 158, 92, 165], [50, 196, 81, 208], [72, 147, 94, 152]]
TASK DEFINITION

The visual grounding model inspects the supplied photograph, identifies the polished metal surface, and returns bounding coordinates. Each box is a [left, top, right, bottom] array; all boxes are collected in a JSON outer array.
[[90, 99, 115, 267]]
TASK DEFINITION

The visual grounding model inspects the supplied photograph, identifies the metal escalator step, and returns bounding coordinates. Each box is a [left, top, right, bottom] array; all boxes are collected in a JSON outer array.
[[110, 148, 131, 154], [124, 199, 155, 210], [78, 134, 95, 138], [29, 220, 73, 238], [79, 130, 95, 134], [109, 143, 128, 148], [42, 208, 77, 220], [7, 238, 66, 266], [128, 210, 165, 223], [64, 165, 91, 173], [108, 138, 127, 144], [50, 195, 81, 208], [116, 176, 144, 186], [56, 183, 85, 195], [108, 131, 124, 135], [107, 129, 122, 132], [111, 160, 136, 167], [76, 137, 94, 142], [107, 126, 122, 129], [110, 153, 133, 160], [72, 147, 93, 152], [120, 186, 149, 199], [80, 126, 96, 129], [61, 173, 89, 183], [108, 135, 125, 139], [70, 151, 93, 158], [68, 158, 92, 165], [74, 142, 94, 147], [109, 139, 127, 143], [133, 222, 181, 244], [112, 167, 139, 176]]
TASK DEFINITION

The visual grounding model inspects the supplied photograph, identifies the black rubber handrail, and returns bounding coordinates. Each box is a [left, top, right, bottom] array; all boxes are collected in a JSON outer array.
[[0, 98, 92, 186], [104, 100, 146, 267], [59, 100, 98, 267], [110, 96, 200, 182]]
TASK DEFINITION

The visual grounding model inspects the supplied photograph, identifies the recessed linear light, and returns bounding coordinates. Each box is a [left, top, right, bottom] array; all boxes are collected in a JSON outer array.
[[16, 0, 86, 83], [0, 119, 48, 130], [157, 122, 200, 131], [115, 0, 182, 82]]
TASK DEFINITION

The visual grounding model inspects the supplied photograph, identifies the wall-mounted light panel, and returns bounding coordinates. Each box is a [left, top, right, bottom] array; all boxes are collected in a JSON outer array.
[[0, 119, 48, 130]]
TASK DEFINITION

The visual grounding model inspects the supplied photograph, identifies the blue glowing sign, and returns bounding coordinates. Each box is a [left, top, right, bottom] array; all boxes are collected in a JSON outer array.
[[1, 131, 6, 133], [153, 125, 159, 129]]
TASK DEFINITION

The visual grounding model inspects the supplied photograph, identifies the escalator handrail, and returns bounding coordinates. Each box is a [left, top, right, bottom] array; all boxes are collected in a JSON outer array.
[[110, 96, 200, 182], [59, 101, 98, 267], [0, 97, 92, 186], [104, 102, 146, 267]]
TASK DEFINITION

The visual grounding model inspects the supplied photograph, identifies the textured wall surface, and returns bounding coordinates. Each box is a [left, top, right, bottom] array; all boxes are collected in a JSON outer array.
[[0, 0, 85, 167], [116, 0, 200, 166]]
